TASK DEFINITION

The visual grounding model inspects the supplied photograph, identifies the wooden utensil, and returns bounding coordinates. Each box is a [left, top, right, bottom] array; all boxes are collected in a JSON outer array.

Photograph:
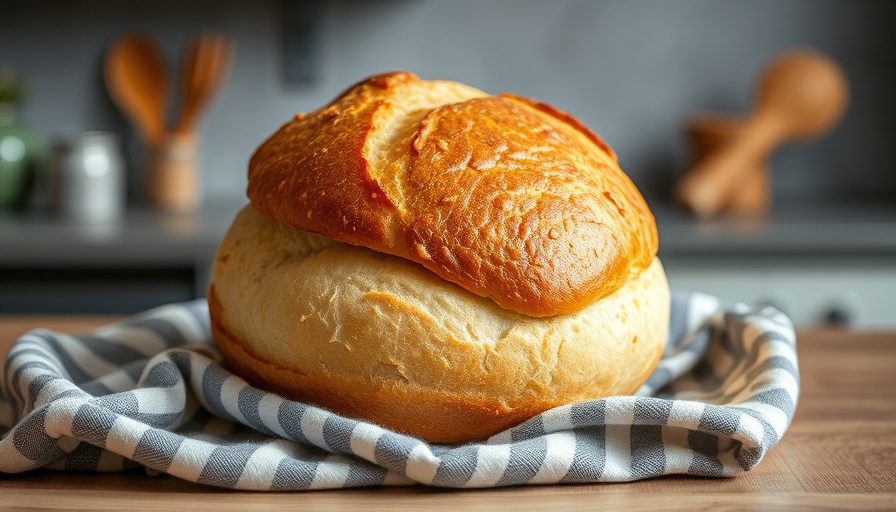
[[675, 50, 849, 219], [175, 34, 231, 135], [147, 34, 231, 213], [104, 35, 168, 146], [687, 114, 770, 216]]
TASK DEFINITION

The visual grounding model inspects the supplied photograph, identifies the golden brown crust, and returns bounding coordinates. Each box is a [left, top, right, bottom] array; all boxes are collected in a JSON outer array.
[[247, 72, 658, 317]]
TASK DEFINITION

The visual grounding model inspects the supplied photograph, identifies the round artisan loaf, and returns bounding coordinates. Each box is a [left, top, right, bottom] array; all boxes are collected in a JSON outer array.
[[247, 71, 658, 317], [209, 205, 670, 444]]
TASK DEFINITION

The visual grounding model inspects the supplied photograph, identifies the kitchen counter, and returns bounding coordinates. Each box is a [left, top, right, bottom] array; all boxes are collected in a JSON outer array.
[[0, 317, 894, 510], [2, 200, 896, 322], [3, 201, 895, 262], [0, 203, 238, 266], [0, 202, 242, 314], [652, 202, 896, 328], [654, 201, 896, 256]]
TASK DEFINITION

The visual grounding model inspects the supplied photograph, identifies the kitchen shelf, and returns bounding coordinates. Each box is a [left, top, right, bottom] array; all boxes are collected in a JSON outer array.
[[654, 201, 896, 257], [652, 201, 896, 328], [1, 200, 894, 324], [0, 201, 241, 314]]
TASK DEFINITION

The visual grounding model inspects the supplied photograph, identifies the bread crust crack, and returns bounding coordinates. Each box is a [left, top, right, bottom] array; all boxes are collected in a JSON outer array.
[[247, 72, 657, 317]]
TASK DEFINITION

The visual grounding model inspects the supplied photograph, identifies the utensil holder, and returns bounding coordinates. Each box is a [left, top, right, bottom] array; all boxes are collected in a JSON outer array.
[[149, 133, 199, 212], [686, 114, 770, 217]]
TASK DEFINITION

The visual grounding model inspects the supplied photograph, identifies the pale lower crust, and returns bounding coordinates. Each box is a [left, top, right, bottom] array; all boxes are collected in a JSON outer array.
[[210, 287, 551, 443], [209, 286, 661, 444], [209, 205, 669, 444]]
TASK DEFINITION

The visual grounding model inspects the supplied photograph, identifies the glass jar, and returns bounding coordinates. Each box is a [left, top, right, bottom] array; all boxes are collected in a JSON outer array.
[[50, 132, 125, 222]]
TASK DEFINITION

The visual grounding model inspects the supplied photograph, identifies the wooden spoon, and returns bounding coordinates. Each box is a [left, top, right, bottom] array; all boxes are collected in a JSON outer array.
[[675, 50, 849, 219], [104, 35, 168, 146], [175, 34, 231, 135]]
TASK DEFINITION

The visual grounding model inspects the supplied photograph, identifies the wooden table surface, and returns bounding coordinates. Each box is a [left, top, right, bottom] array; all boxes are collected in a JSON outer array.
[[0, 316, 894, 510]]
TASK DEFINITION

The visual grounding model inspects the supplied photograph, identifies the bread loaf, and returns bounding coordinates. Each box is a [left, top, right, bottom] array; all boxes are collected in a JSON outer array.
[[210, 72, 669, 443]]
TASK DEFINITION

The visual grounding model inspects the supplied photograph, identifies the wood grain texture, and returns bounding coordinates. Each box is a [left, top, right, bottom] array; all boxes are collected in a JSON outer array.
[[1, 317, 894, 510]]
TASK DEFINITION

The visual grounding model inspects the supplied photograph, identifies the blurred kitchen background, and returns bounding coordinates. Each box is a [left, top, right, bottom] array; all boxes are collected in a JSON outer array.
[[1, 0, 894, 327]]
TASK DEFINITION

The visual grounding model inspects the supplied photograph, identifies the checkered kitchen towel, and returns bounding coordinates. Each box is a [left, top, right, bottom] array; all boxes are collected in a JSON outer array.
[[0, 291, 798, 490]]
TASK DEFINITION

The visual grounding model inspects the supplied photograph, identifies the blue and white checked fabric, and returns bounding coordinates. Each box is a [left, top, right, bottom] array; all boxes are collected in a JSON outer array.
[[0, 291, 798, 490]]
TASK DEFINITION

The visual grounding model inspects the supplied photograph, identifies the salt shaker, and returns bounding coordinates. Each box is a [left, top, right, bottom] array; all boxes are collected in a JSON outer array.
[[51, 131, 125, 222]]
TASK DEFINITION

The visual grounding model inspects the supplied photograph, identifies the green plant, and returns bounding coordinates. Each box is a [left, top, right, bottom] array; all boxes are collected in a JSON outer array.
[[0, 69, 27, 105]]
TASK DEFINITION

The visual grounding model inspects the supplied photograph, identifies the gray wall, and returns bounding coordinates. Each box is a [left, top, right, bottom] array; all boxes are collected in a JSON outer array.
[[2, 0, 895, 208]]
